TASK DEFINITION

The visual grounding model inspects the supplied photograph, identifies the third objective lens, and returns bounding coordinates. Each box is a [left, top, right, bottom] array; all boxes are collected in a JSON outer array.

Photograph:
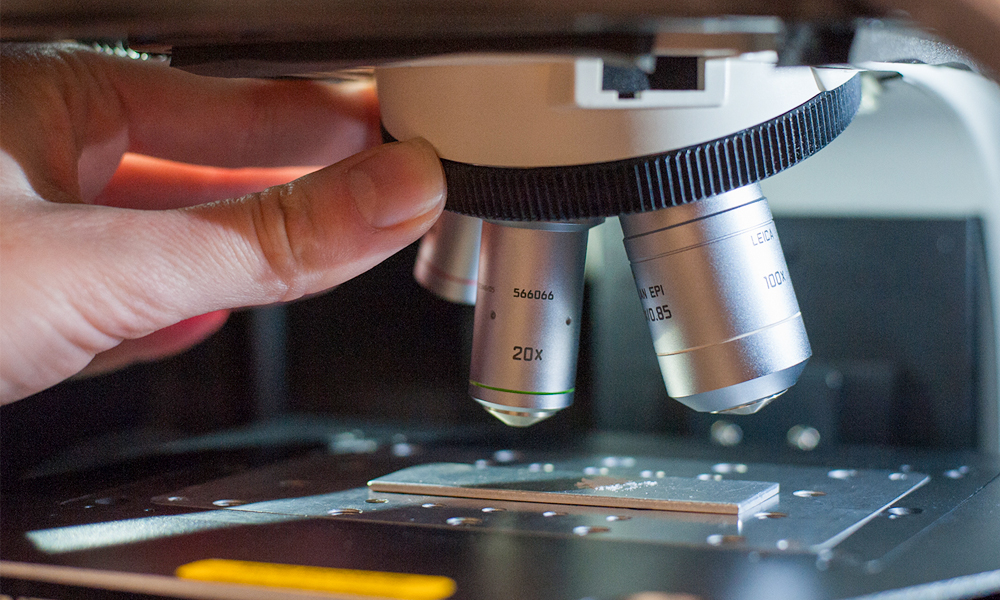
[[414, 210, 482, 305]]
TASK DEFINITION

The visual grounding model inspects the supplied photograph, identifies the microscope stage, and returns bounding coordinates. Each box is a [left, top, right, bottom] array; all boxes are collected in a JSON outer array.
[[2, 437, 997, 600]]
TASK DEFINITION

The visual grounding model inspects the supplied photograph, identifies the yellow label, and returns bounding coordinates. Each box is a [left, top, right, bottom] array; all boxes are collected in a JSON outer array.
[[176, 559, 456, 600]]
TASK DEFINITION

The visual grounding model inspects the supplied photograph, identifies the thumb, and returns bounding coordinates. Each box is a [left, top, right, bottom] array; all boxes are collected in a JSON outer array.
[[77, 138, 446, 341]]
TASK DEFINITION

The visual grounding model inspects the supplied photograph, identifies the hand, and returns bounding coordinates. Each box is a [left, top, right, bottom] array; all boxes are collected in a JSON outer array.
[[0, 43, 446, 403]]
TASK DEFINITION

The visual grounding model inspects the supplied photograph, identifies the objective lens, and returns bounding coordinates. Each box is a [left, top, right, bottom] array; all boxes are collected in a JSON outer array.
[[620, 184, 810, 414], [469, 220, 598, 427], [413, 211, 482, 305]]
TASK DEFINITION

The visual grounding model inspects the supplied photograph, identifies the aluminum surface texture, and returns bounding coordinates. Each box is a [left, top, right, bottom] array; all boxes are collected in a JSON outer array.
[[368, 462, 778, 514], [151, 454, 929, 554], [620, 183, 811, 413], [469, 220, 598, 426]]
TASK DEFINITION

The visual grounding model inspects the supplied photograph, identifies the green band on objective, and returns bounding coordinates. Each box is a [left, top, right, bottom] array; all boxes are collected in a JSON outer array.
[[469, 381, 574, 396]]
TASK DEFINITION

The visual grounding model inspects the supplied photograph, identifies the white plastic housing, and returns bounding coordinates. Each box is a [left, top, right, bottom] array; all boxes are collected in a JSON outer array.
[[376, 54, 856, 168]]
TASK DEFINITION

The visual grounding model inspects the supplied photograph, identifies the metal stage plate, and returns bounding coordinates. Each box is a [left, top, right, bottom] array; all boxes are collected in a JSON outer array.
[[369, 462, 779, 514], [146, 456, 928, 553]]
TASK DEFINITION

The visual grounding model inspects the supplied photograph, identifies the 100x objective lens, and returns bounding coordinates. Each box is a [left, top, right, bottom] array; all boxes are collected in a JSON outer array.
[[621, 184, 811, 414]]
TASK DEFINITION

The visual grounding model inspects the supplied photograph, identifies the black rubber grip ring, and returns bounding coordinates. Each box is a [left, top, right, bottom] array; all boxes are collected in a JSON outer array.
[[384, 74, 861, 220]]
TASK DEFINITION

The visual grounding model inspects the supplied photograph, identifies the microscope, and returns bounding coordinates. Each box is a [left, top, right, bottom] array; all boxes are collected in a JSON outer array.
[[2, 1, 1000, 599]]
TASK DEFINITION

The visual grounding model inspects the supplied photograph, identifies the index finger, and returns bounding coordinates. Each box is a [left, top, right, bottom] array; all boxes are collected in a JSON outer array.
[[106, 53, 381, 168]]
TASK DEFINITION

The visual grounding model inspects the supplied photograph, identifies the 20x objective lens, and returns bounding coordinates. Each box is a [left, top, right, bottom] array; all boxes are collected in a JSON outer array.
[[620, 184, 810, 414], [469, 220, 598, 426]]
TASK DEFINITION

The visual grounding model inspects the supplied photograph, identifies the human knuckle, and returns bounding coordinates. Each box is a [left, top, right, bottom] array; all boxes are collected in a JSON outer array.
[[251, 184, 322, 300]]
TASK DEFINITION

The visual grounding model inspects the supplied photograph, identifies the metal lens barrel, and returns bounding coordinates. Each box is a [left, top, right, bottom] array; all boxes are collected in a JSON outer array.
[[413, 210, 483, 305], [620, 184, 811, 415], [469, 220, 595, 427]]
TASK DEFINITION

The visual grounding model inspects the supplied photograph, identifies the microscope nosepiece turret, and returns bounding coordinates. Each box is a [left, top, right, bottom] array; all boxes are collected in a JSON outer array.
[[379, 55, 860, 425]]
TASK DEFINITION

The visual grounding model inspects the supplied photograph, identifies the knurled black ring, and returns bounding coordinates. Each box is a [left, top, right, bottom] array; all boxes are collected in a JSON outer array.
[[383, 74, 861, 220]]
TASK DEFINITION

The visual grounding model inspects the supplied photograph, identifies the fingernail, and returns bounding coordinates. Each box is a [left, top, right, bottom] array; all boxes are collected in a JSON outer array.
[[348, 138, 445, 229]]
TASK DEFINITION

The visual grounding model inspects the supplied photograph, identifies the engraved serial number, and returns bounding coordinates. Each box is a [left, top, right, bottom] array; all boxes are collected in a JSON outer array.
[[513, 288, 554, 300]]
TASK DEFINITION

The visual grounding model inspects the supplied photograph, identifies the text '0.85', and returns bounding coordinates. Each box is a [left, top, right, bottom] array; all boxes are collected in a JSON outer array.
[[644, 304, 672, 322]]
